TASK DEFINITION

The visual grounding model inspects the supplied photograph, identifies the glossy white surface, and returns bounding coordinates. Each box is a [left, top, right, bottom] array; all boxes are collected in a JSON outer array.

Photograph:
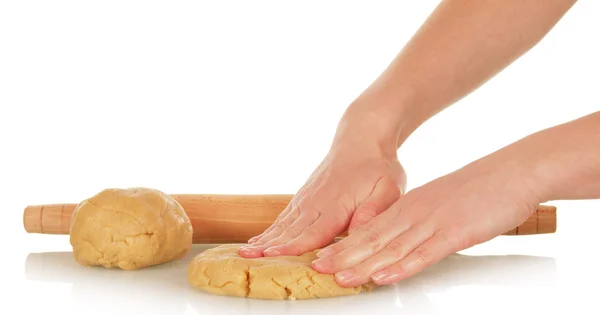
[[6, 199, 600, 315]]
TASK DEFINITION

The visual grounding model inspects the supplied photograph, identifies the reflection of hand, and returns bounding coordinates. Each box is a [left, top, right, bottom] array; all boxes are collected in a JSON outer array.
[[312, 148, 541, 287], [238, 145, 406, 258]]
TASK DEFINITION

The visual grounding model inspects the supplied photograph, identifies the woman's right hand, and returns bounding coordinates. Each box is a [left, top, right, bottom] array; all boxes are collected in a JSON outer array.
[[237, 144, 406, 259], [237, 94, 409, 259]]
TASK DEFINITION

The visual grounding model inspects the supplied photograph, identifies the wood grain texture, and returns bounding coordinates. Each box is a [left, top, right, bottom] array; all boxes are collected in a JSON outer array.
[[23, 194, 557, 243]]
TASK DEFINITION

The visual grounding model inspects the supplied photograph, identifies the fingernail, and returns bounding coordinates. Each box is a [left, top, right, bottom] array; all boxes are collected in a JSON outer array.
[[336, 270, 356, 283], [371, 271, 399, 285], [371, 271, 389, 283], [248, 237, 258, 244], [311, 259, 328, 271], [238, 246, 265, 258], [239, 246, 258, 253], [263, 247, 280, 256], [316, 248, 334, 258]]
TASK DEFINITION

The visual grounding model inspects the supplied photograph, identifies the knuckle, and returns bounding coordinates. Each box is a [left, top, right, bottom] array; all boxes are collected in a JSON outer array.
[[452, 234, 471, 250], [326, 242, 345, 254], [305, 225, 324, 238], [328, 245, 343, 255], [282, 225, 303, 238], [363, 227, 384, 251], [272, 221, 290, 233], [414, 249, 432, 264], [359, 201, 380, 217], [439, 228, 472, 251], [310, 209, 322, 220], [287, 205, 301, 218], [386, 240, 404, 258]]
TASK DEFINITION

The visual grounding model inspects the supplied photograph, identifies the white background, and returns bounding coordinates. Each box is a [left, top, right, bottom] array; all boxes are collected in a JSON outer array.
[[1, 1, 599, 314]]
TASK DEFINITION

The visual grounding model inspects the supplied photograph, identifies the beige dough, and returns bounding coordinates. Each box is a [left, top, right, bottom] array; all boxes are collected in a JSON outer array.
[[187, 244, 376, 300], [69, 187, 193, 270]]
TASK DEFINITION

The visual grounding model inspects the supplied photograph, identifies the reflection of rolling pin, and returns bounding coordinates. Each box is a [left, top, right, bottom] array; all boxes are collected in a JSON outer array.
[[23, 194, 557, 243]]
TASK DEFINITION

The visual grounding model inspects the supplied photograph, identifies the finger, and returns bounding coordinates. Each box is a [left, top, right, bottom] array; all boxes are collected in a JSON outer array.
[[312, 208, 411, 274], [253, 205, 300, 245], [247, 235, 261, 244], [332, 225, 435, 287], [370, 231, 455, 285], [247, 227, 271, 244], [314, 197, 405, 260], [348, 175, 401, 233], [262, 215, 341, 257], [312, 208, 395, 260], [247, 202, 294, 244], [238, 207, 300, 258], [312, 223, 377, 261], [248, 215, 286, 244], [260, 212, 320, 256], [248, 189, 311, 244]]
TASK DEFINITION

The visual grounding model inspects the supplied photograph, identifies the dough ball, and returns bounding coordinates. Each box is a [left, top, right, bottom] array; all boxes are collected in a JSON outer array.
[[187, 244, 376, 300], [69, 187, 193, 270]]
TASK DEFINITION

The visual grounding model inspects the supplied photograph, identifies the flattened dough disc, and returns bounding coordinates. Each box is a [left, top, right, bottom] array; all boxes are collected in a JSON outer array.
[[187, 244, 376, 300]]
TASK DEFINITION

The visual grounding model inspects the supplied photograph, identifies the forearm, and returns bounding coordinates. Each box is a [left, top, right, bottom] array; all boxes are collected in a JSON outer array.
[[334, 0, 577, 151], [507, 111, 600, 203]]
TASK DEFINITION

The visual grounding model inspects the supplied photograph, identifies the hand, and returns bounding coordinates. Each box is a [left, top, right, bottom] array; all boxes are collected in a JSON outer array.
[[311, 152, 542, 287], [237, 145, 406, 258]]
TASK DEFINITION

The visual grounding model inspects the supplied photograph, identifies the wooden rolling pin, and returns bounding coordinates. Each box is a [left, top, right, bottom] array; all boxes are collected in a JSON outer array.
[[23, 194, 557, 243]]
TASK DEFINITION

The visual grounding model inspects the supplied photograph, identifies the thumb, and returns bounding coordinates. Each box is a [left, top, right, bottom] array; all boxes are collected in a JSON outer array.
[[348, 176, 402, 233]]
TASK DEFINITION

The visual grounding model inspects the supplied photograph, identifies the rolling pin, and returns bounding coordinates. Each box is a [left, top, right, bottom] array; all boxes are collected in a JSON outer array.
[[23, 194, 557, 243]]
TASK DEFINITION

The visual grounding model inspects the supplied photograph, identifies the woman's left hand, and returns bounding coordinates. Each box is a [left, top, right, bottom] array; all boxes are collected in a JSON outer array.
[[311, 152, 544, 287]]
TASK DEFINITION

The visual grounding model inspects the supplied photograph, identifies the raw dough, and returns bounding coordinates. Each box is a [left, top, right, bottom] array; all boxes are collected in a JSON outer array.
[[70, 187, 193, 270], [187, 244, 376, 300]]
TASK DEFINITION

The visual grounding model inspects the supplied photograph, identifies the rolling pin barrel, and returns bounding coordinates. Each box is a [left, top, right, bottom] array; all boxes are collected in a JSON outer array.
[[23, 194, 557, 243]]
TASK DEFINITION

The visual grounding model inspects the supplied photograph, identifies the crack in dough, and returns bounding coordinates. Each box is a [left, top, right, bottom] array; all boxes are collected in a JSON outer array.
[[188, 244, 376, 300], [243, 268, 250, 296]]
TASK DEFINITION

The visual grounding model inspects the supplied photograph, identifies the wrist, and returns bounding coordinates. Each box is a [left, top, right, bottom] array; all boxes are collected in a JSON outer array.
[[511, 112, 600, 203], [457, 147, 545, 211], [331, 82, 418, 156], [482, 129, 567, 205]]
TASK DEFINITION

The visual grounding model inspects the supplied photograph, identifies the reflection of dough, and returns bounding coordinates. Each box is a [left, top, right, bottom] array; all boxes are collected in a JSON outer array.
[[188, 244, 376, 300], [69, 187, 193, 270]]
